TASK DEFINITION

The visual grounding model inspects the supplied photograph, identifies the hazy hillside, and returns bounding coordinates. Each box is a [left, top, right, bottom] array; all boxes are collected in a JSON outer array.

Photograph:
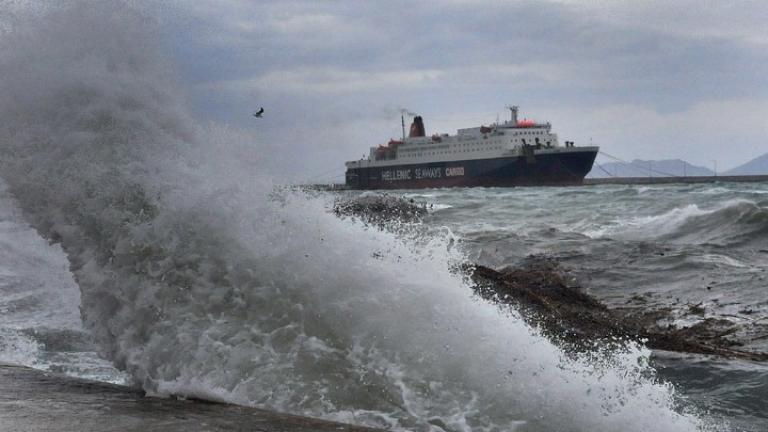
[[588, 159, 714, 178], [725, 153, 768, 175]]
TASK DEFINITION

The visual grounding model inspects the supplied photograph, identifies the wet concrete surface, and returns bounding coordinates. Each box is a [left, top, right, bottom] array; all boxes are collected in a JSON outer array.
[[0, 364, 383, 432]]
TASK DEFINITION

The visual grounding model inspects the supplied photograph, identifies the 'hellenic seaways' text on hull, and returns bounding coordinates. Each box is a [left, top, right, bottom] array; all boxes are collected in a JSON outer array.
[[345, 106, 598, 190]]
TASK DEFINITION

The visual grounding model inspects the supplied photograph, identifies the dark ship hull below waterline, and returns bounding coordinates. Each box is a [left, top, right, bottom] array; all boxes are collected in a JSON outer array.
[[345, 148, 598, 190]]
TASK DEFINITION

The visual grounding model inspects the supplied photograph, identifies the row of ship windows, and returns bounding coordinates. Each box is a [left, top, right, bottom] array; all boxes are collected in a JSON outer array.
[[402, 146, 504, 158], [459, 140, 506, 146], [459, 136, 547, 146], [408, 135, 546, 151], [401, 135, 548, 154]]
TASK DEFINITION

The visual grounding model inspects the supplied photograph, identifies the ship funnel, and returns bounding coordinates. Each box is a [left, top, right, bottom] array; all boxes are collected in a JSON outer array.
[[409, 116, 425, 137]]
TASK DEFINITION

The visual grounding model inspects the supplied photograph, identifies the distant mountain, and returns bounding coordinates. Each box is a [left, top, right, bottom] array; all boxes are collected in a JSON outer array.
[[724, 153, 768, 175], [588, 159, 714, 178]]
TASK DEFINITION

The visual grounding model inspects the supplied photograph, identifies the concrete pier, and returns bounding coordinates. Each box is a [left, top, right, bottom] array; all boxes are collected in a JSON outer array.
[[0, 364, 383, 432]]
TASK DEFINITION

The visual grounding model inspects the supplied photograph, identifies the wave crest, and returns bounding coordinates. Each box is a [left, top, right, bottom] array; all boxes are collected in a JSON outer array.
[[585, 199, 768, 246]]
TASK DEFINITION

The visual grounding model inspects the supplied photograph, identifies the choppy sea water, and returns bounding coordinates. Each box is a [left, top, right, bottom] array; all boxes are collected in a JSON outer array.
[[403, 183, 768, 431], [0, 2, 765, 431]]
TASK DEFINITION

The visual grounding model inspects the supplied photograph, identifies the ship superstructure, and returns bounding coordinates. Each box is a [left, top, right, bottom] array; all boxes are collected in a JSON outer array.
[[345, 106, 598, 189]]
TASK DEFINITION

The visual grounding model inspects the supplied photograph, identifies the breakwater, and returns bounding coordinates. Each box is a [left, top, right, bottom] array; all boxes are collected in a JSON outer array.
[[585, 175, 768, 185]]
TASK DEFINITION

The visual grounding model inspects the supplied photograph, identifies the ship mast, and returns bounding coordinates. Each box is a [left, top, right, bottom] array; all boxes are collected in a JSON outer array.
[[401, 114, 406, 141], [506, 105, 519, 124]]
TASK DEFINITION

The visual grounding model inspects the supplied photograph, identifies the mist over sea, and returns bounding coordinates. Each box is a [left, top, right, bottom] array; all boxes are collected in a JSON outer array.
[[0, 2, 766, 431]]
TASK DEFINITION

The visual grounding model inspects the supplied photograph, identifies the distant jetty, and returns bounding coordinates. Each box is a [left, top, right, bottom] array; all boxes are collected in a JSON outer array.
[[585, 174, 768, 185]]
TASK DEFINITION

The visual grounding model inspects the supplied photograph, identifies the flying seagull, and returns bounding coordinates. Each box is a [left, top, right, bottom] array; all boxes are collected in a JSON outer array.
[[253, 107, 264, 118]]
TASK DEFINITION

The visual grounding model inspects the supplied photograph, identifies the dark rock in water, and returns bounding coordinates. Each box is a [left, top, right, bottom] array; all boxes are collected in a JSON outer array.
[[333, 194, 427, 225], [469, 256, 768, 362], [471, 257, 624, 344], [0, 364, 382, 432], [688, 303, 706, 315]]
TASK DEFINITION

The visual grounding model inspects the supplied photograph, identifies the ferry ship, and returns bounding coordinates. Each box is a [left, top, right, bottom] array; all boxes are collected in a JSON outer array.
[[344, 106, 598, 189]]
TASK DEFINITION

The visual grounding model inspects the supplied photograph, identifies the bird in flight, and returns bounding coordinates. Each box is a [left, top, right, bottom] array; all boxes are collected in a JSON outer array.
[[253, 107, 264, 118]]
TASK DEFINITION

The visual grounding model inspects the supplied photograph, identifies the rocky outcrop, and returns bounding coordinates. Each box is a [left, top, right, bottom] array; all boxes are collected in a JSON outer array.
[[470, 257, 768, 361]]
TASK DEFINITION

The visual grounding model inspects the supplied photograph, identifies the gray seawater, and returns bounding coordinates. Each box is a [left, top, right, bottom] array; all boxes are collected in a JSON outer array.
[[0, 2, 765, 431]]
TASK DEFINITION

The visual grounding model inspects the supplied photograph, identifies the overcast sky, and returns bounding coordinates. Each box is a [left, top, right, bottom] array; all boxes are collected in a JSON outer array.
[[155, 1, 767, 180]]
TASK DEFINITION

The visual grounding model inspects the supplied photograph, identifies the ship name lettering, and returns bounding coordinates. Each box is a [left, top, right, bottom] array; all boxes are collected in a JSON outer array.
[[382, 169, 412, 181], [445, 167, 465, 177], [415, 167, 442, 179]]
